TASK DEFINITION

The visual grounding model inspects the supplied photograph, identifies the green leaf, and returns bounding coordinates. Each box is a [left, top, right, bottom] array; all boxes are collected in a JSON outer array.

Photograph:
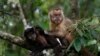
[[86, 40, 97, 46], [73, 38, 81, 52]]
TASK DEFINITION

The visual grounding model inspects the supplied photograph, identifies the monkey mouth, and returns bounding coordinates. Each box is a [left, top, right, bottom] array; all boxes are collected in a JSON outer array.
[[55, 20, 62, 24]]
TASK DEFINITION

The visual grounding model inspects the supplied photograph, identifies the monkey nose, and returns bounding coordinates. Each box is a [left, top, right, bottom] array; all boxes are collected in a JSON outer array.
[[56, 16, 59, 19], [55, 17, 59, 20]]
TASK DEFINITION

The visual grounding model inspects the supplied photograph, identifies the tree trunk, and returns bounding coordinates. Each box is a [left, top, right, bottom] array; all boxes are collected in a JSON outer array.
[[70, 0, 79, 20]]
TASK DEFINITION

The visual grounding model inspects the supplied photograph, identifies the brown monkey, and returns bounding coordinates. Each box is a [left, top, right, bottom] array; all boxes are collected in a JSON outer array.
[[48, 6, 74, 56], [48, 6, 74, 43]]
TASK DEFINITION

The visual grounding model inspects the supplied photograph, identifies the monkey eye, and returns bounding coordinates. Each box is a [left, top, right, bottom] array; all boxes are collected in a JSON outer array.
[[54, 14, 61, 16], [50, 15, 55, 18]]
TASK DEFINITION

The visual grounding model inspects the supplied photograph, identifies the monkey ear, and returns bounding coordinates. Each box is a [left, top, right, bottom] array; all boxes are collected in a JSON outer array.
[[48, 11, 53, 19]]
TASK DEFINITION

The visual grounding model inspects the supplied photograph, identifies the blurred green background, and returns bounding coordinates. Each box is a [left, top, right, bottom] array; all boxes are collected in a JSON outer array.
[[0, 0, 100, 56]]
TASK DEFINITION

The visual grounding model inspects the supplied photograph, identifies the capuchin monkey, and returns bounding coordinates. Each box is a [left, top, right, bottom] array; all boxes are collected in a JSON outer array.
[[48, 6, 74, 45], [47, 6, 74, 56]]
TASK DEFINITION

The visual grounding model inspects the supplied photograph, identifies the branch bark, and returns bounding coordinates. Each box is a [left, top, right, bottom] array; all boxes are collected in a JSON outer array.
[[0, 31, 30, 49], [0, 31, 24, 45]]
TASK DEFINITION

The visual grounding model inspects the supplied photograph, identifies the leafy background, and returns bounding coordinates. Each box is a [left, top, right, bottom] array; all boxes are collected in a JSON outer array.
[[0, 0, 100, 56]]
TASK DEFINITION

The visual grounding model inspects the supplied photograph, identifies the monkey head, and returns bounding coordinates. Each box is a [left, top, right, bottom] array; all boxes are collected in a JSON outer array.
[[24, 27, 37, 41], [24, 26, 45, 42], [49, 7, 64, 25]]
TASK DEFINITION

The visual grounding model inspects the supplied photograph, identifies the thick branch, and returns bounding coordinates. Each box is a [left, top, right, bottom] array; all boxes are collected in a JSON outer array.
[[0, 31, 24, 45]]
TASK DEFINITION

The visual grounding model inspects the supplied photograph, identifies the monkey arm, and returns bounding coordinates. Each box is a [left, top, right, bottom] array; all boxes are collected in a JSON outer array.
[[45, 30, 65, 38]]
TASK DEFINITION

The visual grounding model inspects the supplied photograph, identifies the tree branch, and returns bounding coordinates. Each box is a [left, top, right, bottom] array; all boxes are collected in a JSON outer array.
[[0, 31, 24, 45]]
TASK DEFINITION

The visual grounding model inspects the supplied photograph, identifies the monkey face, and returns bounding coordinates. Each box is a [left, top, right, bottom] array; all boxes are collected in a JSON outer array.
[[24, 27, 37, 41], [49, 9, 63, 25]]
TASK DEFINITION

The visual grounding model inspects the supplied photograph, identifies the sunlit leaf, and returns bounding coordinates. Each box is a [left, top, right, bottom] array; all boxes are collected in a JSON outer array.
[[86, 40, 97, 46]]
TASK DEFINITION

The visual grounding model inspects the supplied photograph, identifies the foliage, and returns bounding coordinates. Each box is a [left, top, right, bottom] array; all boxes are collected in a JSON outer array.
[[73, 17, 100, 54]]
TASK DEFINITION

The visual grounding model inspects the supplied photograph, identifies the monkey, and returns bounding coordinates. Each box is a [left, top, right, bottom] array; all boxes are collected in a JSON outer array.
[[23, 26, 49, 47], [47, 6, 73, 56], [48, 6, 74, 45]]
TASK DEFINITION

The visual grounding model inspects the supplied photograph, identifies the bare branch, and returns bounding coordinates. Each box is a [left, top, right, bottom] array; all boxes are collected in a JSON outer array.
[[0, 31, 24, 46]]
